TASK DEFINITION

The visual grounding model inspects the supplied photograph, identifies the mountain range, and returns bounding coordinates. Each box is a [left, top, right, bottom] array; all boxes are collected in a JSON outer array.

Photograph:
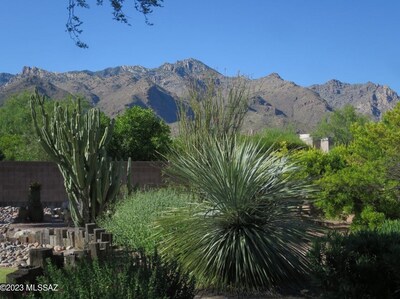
[[1, 58, 399, 133]]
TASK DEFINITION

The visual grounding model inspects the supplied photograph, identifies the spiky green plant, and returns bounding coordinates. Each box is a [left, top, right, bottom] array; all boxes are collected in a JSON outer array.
[[159, 79, 316, 292], [157, 135, 317, 292], [30, 91, 122, 226]]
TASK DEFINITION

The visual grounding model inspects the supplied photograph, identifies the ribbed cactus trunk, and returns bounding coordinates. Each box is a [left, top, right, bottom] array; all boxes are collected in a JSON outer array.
[[30, 91, 122, 226]]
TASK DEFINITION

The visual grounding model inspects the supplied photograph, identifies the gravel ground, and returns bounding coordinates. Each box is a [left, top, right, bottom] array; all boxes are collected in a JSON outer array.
[[0, 206, 67, 268]]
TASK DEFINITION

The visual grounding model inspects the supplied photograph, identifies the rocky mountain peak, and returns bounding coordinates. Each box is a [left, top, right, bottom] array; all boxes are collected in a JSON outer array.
[[266, 73, 283, 80], [325, 79, 347, 88], [94, 65, 148, 78], [381, 85, 398, 98], [159, 58, 219, 77], [310, 79, 400, 120], [21, 66, 50, 77]]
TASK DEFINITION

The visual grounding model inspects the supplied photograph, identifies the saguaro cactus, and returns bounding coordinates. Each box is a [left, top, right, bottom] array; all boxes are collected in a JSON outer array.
[[30, 91, 122, 226]]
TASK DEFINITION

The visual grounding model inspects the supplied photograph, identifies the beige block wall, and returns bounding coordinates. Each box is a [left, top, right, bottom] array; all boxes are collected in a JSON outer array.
[[0, 161, 165, 206]]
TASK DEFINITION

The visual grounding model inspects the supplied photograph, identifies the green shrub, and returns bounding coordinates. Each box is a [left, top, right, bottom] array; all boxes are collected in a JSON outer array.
[[309, 230, 400, 298], [295, 145, 400, 229], [312, 104, 369, 146], [31, 249, 195, 299], [98, 188, 191, 252], [0, 92, 93, 161], [378, 219, 400, 234], [108, 106, 172, 161], [295, 146, 348, 179], [242, 127, 307, 151]]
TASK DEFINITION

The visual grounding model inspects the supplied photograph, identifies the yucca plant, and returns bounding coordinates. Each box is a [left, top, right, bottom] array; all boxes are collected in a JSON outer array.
[[157, 135, 317, 292]]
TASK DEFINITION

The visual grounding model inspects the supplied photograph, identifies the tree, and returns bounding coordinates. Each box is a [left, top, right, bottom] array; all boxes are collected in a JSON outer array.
[[349, 102, 400, 221], [108, 106, 171, 161], [0, 93, 92, 161], [313, 104, 369, 146], [67, 0, 163, 48], [0, 93, 47, 160], [299, 103, 400, 229]]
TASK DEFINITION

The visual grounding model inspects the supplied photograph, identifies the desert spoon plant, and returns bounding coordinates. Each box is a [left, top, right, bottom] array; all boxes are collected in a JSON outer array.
[[30, 91, 122, 226], [160, 135, 317, 292]]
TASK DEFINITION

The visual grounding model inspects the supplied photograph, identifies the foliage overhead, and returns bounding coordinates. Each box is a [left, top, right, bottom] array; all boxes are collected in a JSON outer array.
[[108, 106, 171, 161], [67, 0, 163, 48]]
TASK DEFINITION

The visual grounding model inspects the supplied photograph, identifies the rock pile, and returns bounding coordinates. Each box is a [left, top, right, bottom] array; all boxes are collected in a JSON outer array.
[[0, 206, 69, 268], [0, 241, 33, 268], [0, 241, 72, 268], [0, 206, 55, 224], [0, 206, 19, 224]]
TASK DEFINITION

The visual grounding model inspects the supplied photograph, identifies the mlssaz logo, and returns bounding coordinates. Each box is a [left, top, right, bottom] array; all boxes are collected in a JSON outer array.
[[25, 284, 59, 292]]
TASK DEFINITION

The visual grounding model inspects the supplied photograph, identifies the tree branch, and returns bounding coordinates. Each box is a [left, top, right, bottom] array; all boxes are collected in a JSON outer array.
[[66, 0, 163, 48]]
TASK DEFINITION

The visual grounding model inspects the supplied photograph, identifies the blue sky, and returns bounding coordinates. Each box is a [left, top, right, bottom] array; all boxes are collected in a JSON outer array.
[[1, 0, 399, 92]]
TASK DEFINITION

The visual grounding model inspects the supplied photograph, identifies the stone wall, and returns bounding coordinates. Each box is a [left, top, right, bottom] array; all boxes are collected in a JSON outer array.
[[0, 161, 165, 206]]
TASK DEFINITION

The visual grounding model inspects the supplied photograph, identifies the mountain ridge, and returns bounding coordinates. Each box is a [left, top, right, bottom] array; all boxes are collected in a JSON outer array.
[[1, 58, 399, 132], [310, 79, 399, 120]]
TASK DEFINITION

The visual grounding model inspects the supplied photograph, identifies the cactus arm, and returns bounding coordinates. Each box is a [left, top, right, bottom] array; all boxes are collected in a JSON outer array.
[[30, 91, 123, 226]]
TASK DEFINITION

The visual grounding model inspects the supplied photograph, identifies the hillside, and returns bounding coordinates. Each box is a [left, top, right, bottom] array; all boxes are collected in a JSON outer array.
[[1, 59, 399, 132], [310, 79, 400, 120], [0, 73, 15, 86]]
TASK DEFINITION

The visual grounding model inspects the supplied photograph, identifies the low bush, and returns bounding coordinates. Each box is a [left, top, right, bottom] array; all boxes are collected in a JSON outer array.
[[378, 219, 400, 234], [242, 127, 308, 151], [309, 230, 400, 298], [29, 249, 195, 299], [98, 188, 191, 251]]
